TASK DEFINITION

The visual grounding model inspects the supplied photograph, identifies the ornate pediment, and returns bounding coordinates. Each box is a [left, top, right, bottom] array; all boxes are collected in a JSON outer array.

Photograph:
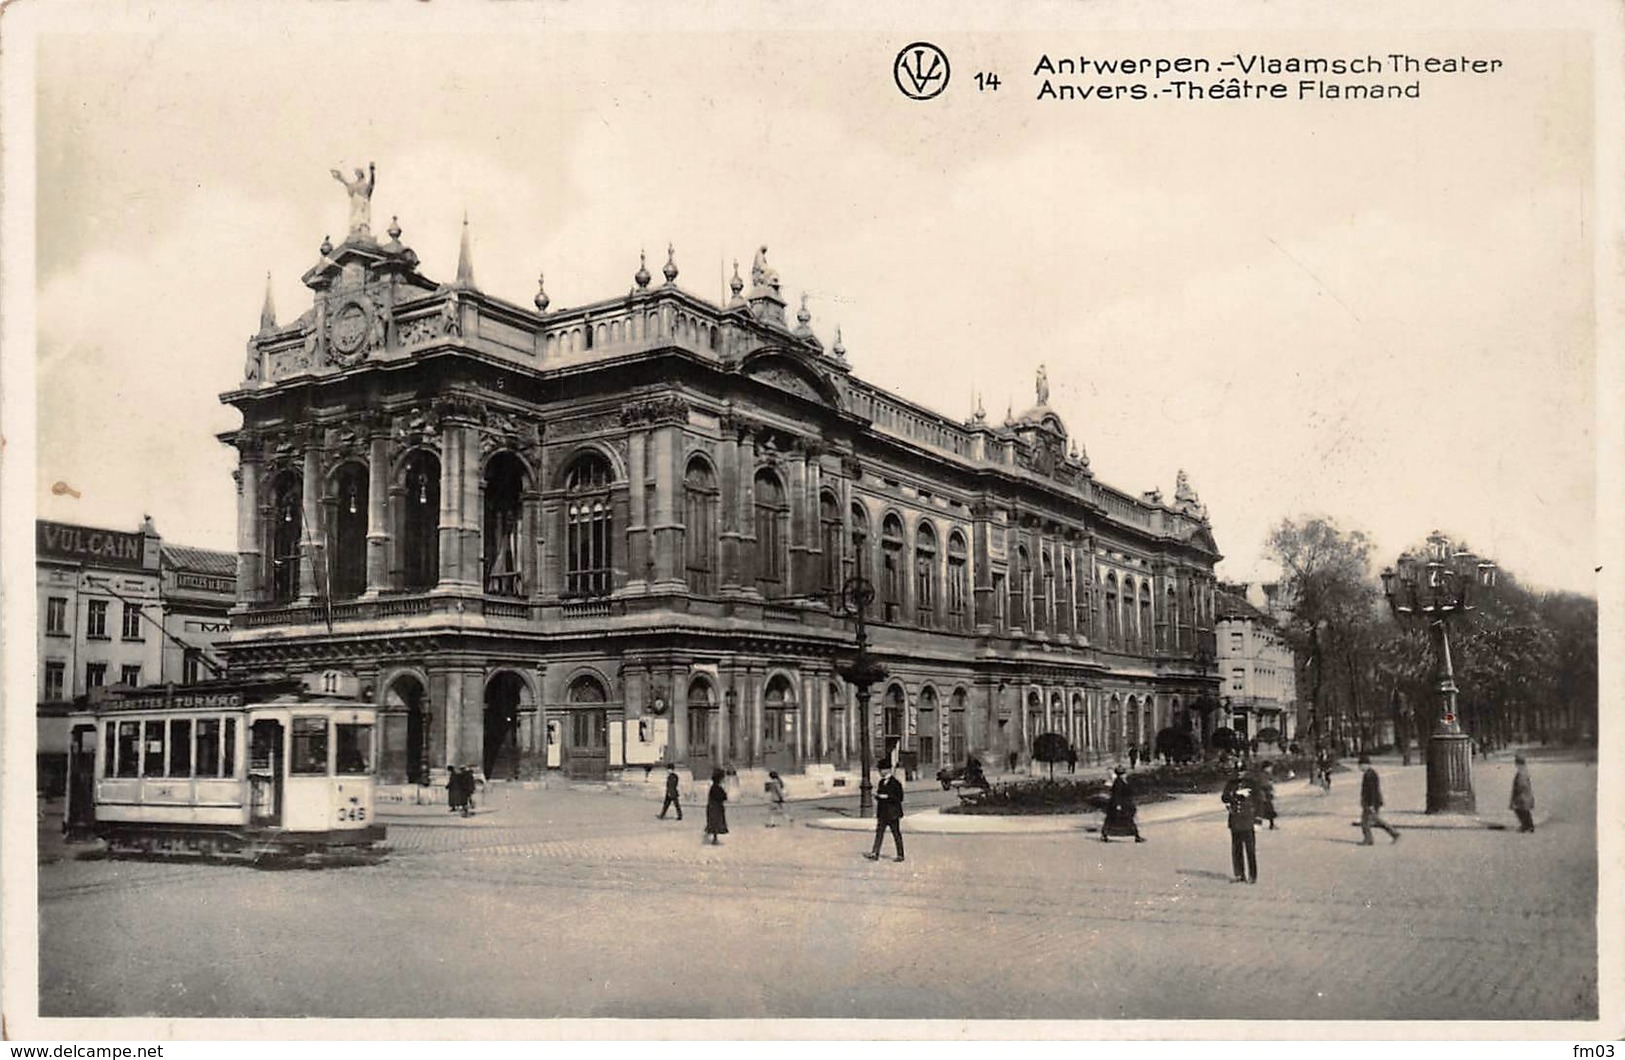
[[741, 349, 841, 408]]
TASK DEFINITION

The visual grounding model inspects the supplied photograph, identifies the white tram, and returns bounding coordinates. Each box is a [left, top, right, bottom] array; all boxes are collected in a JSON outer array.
[[65, 678, 386, 860]]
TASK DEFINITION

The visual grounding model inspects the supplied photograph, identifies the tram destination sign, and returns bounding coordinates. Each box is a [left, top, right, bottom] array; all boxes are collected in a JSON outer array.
[[102, 691, 245, 712]]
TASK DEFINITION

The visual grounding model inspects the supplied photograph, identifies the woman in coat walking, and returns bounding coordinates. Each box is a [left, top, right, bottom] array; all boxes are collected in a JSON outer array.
[[1510, 755, 1536, 832], [1101, 765, 1146, 842], [704, 768, 730, 844]]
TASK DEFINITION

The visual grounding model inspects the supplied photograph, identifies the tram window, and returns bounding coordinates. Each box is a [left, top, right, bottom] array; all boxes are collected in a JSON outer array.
[[116, 722, 140, 778], [168, 719, 192, 777], [104, 722, 116, 777], [335, 723, 374, 775], [224, 718, 237, 777], [290, 717, 329, 775], [142, 720, 165, 777], [195, 719, 221, 777]]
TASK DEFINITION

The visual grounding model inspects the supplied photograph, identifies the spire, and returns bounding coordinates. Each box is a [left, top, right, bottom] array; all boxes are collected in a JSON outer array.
[[973, 392, 986, 423], [259, 272, 276, 332], [634, 249, 651, 290], [454, 211, 476, 289], [534, 271, 550, 313]]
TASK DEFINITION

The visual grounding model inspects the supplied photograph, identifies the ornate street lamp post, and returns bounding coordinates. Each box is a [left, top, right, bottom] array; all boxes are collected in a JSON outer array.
[[835, 575, 887, 818], [1380, 531, 1496, 814]]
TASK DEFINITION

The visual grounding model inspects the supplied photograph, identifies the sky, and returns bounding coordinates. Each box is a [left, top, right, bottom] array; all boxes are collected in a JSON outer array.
[[17, 5, 1611, 596]]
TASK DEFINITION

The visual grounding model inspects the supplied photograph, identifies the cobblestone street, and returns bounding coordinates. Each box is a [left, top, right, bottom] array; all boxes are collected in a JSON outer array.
[[35, 754, 1598, 1022]]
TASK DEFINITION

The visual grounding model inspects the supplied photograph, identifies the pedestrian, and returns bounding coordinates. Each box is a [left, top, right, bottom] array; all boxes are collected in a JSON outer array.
[[1007, 750, 1019, 774], [445, 765, 461, 814], [1358, 754, 1400, 845], [1316, 748, 1333, 793], [1128, 745, 1139, 769], [703, 767, 729, 844], [657, 762, 683, 821], [1510, 754, 1536, 833], [1101, 765, 1146, 842], [1256, 763, 1278, 830], [765, 770, 787, 827], [460, 766, 477, 817], [1066, 744, 1078, 774], [1221, 761, 1259, 883], [865, 761, 905, 862]]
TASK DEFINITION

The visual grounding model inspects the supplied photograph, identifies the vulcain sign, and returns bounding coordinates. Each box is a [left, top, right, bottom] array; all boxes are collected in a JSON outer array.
[[37, 521, 146, 569]]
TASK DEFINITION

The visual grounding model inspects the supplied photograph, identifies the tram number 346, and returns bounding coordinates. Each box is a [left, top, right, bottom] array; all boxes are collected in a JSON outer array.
[[337, 806, 369, 823]]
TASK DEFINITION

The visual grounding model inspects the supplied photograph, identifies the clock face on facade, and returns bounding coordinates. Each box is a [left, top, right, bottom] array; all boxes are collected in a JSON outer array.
[[330, 301, 370, 357]]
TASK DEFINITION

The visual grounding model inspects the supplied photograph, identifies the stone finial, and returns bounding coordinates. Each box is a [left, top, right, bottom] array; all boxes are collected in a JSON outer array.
[[973, 393, 986, 423], [454, 212, 476, 289], [387, 215, 403, 243], [320, 234, 333, 256], [634, 249, 651, 290], [832, 326, 847, 361], [728, 260, 745, 304], [796, 293, 812, 329], [534, 272, 550, 313], [259, 272, 276, 332], [663, 243, 679, 285]]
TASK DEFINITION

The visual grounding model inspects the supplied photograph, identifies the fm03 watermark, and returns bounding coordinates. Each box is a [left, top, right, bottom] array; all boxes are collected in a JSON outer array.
[[1572, 1048, 1615, 1059]]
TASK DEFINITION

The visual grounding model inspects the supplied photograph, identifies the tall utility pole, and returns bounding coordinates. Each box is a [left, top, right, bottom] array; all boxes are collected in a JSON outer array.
[[836, 576, 887, 818]]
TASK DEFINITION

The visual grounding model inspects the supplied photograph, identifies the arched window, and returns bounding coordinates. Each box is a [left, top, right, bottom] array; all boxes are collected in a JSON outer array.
[[914, 521, 937, 627], [1062, 556, 1074, 634], [687, 679, 714, 758], [684, 457, 718, 594], [819, 492, 842, 596], [401, 451, 440, 591], [1123, 577, 1137, 651], [1105, 573, 1119, 648], [880, 514, 904, 622], [329, 462, 368, 599], [946, 531, 968, 630], [1036, 550, 1053, 632], [1167, 585, 1179, 650], [949, 687, 968, 763], [270, 469, 302, 603], [1011, 545, 1029, 630], [753, 469, 787, 596], [1139, 583, 1153, 654], [564, 452, 614, 598], [849, 502, 870, 581], [483, 453, 526, 597]]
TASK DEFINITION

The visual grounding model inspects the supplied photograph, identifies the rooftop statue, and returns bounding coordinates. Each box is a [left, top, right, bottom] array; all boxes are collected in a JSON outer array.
[[1036, 364, 1049, 405], [330, 162, 376, 236], [750, 245, 780, 292]]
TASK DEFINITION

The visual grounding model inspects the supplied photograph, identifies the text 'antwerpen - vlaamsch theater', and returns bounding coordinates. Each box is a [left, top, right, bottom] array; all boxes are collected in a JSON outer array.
[[219, 169, 1223, 787]]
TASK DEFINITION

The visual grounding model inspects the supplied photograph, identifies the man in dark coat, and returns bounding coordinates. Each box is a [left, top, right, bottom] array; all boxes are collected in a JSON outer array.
[[1221, 763, 1259, 883], [657, 762, 683, 821], [1358, 754, 1400, 845], [1510, 755, 1536, 832], [865, 762, 906, 862]]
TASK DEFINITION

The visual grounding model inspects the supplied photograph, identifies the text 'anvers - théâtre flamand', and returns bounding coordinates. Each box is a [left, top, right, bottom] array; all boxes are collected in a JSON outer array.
[[1029, 53, 1504, 102]]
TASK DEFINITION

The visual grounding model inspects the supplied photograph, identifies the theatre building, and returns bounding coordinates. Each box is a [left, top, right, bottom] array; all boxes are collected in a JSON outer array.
[[220, 189, 1222, 784]]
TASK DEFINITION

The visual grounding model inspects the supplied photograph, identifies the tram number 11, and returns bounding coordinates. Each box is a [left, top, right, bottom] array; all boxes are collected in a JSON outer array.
[[337, 805, 368, 823]]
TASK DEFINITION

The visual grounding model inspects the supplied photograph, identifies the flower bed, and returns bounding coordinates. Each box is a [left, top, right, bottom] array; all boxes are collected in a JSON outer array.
[[941, 755, 1318, 816]]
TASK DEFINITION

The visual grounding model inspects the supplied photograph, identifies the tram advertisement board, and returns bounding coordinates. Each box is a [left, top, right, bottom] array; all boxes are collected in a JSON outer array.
[[96, 690, 245, 712]]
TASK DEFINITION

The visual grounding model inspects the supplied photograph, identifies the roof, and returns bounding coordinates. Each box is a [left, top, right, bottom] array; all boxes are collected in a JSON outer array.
[[1215, 588, 1266, 622], [161, 544, 237, 577]]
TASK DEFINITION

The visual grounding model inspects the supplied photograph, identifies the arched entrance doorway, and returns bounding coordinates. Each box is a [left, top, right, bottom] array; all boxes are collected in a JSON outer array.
[[686, 677, 715, 779], [382, 674, 430, 785], [917, 686, 938, 771], [565, 674, 609, 780], [483, 671, 526, 780], [761, 675, 796, 773], [882, 684, 906, 765]]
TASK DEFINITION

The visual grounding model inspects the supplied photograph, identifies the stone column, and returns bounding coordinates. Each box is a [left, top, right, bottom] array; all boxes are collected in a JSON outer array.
[[738, 426, 758, 596], [364, 429, 390, 595], [971, 504, 993, 632], [521, 489, 542, 600], [437, 424, 460, 589], [234, 437, 262, 605], [670, 661, 689, 765], [805, 448, 824, 592], [718, 415, 742, 592], [816, 668, 829, 763], [625, 428, 650, 591], [298, 433, 321, 603], [650, 423, 684, 590], [461, 426, 482, 588]]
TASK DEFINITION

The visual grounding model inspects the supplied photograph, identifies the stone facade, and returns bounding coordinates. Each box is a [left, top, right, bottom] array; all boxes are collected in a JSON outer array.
[[220, 208, 1222, 784], [1215, 583, 1298, 747]]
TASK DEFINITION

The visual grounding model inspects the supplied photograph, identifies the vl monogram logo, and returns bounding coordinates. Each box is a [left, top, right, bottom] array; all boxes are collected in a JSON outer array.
[[894, 42, 950, 100]]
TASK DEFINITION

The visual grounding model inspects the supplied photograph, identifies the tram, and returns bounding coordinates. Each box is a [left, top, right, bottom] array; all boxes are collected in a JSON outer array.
[[64, 677, 386, 860]]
